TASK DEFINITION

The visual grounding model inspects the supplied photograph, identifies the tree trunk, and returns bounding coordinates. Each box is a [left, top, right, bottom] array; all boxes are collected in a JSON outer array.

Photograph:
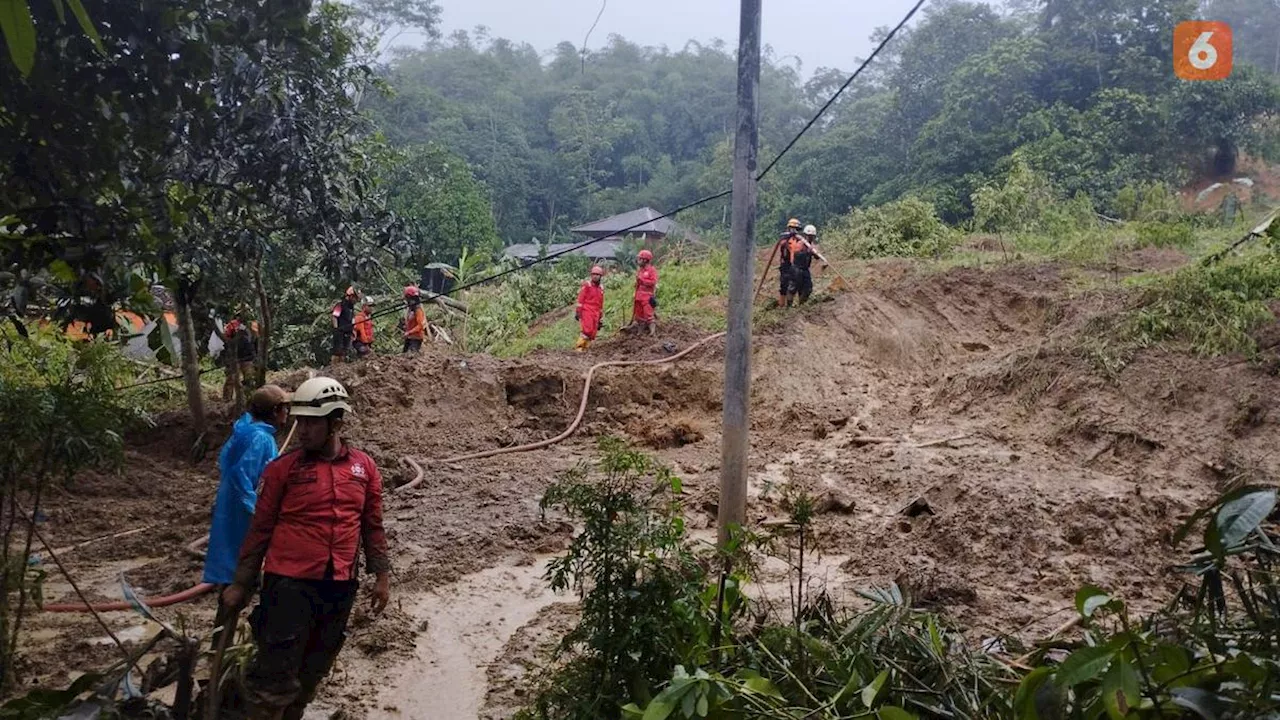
[[175, 285, 206, 437], [253, 260, 271, 388]]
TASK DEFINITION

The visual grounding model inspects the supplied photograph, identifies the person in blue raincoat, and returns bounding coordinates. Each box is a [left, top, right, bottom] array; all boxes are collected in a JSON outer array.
[[204, 385, 290, 616]]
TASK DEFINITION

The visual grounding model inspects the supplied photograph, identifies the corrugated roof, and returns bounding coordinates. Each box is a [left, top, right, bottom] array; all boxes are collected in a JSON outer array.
[[503, 239, 623, 261], [570, 207, 683, 237]]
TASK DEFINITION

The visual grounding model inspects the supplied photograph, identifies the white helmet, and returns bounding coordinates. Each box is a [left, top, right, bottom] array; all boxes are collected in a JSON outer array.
[[290, 377, 352, 418], [803, 224, 817, 236]]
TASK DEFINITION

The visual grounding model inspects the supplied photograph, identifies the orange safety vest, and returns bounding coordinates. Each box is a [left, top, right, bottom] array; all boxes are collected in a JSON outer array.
[[404, 306, 426, 340], [354, 311, 374, 344]]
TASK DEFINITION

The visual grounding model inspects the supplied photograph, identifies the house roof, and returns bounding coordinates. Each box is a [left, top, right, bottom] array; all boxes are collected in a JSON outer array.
[[570, 207, 684, 237], [503, 239, 624, 262]]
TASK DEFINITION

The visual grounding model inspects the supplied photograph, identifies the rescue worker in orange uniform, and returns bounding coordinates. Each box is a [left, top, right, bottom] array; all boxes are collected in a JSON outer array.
[[629, 249, 659, 336], [401, 285, 427, 354], [778, 218, 802, 307], [352, 298, 375, 358], [574, 266, 606, 351]]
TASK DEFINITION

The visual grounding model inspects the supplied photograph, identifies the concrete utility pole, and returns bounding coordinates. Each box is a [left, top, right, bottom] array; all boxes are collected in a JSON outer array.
[[717, 0, 762, 547]]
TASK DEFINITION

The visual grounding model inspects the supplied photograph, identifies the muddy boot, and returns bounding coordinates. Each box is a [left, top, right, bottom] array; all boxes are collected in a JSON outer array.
[[647, 322, 656, 337], [574, 336, 589, 352]]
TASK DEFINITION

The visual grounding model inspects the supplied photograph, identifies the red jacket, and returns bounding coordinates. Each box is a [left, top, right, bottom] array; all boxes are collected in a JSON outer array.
[[635, 265, 658, 297], [577, 282, 604, 316], [233, 444, 390, 586]]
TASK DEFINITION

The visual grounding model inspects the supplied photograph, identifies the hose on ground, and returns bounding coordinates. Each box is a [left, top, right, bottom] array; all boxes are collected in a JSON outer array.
[[397, 331, 726, 492], [43, 582, 216, 614], [44, 333, 721, 612]]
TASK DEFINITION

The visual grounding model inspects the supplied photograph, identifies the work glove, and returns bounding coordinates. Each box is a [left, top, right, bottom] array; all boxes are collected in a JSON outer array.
[[648, 296, 657, 308], [574, 311, 581, 321]]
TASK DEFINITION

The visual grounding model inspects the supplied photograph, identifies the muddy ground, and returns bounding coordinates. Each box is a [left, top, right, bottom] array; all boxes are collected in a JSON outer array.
[[19, 255, 1280, 719]]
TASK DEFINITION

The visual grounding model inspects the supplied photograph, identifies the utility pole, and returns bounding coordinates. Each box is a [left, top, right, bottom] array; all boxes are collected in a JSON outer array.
[[717, 0, 762, 547]]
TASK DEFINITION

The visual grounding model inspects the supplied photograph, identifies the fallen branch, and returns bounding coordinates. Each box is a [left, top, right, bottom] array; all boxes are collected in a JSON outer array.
[[913, 434, 968, 449], [1014, 615, 1084, 665], [847, 435, 899, 445]]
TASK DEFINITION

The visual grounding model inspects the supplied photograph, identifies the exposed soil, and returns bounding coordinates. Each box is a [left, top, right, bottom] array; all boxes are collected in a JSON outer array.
[[18, 255, 1280, 719]]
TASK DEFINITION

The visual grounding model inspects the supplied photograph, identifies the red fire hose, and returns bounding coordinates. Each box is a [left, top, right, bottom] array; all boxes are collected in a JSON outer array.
[[43, 582, 215, 613]]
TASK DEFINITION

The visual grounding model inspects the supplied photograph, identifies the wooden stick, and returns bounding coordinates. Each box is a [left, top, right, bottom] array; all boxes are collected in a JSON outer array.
[[847, 435, 898, 445], [279, 419, 298, 454], [913, 434, 968, 449], [205, 609, 238, 720]]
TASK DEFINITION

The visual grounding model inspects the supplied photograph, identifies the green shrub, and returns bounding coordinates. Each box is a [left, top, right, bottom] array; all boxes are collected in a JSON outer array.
[[1125, 256, 1280, 356], [827, 197, 956, 259], [1113, 181, 1180, 222], [1133, 221, 1196, 249]]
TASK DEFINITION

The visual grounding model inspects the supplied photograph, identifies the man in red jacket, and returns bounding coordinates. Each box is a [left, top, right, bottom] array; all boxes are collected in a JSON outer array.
[[221, 377, 391, 720], [629, 249, 659, 336], [574, 265, 605, 352]]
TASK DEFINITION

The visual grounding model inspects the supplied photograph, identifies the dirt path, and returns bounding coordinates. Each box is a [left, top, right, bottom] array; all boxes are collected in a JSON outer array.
[[374, 559, 559, 719]]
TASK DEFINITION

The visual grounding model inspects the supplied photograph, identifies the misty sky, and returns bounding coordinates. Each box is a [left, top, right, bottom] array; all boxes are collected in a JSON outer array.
[[402, 0, 940, 75]]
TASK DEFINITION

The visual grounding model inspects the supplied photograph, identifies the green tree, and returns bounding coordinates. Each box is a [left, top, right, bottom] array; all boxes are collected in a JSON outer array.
[[386, 144, 503, 269]]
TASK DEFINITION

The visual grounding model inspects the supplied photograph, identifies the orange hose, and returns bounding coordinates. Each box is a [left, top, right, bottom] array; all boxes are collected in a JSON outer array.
[[43, 582, 215, 613], [398, 332, 726, 491]]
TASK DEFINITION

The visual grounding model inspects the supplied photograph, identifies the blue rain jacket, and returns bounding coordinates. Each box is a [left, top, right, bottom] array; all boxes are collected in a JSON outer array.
[[203, 413, 278, 584]]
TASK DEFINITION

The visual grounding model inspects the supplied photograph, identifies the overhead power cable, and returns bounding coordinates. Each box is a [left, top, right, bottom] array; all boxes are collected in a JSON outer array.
[[116, 0, 928, 391]]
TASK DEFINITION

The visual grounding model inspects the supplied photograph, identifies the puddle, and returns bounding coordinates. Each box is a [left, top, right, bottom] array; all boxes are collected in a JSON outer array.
[[373, 558, 560, 720]]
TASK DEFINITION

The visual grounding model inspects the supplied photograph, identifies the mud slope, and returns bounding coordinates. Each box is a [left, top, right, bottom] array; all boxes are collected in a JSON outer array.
[[19, 260, 1280, 720]]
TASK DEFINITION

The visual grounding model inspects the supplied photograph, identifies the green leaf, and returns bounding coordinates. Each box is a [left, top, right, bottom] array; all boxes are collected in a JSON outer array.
[[862, 669, 889, 708], [1014, 667, 1053, 719], [1101, 655, 1140, 720], [878, 708, 917, 720], [695, 692, 708, 717], [681, 685, 696, 717], [1055, 646, 1115, 687], [670, 475, 683, 494], [641, 697, 676, 720], [927, 615, 944, 656], [1170, 687, 1220, 720], [1075, 585, 1112, 619], [740, 676, 782, 699], [49, 0, 64, 23], [621, 704, 644, 719], [64, 0, 103, 52], [1215, 488, 1276, 549], [48, 259, 76, 283], [0, 0, 36, 77], [147, 317, 179, 367]]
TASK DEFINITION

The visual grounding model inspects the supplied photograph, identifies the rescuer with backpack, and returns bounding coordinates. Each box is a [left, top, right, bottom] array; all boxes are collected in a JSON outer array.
[[330, 287, 358, 364], [777, 218, 802, 307]]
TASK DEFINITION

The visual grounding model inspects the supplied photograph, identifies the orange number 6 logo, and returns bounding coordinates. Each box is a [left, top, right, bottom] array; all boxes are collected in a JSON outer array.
[[1174, 21, 1233, 80]]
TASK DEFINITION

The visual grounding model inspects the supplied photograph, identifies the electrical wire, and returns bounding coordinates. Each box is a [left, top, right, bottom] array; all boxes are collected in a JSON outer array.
[[115, 0, 927, 392]]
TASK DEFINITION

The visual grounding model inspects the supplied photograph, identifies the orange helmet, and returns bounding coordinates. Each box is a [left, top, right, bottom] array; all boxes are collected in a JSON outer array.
[[637, 249, 654, 261], [590, 265, 604, 276], [787, 218, 801, 229], [403, 285, 420, 298]]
